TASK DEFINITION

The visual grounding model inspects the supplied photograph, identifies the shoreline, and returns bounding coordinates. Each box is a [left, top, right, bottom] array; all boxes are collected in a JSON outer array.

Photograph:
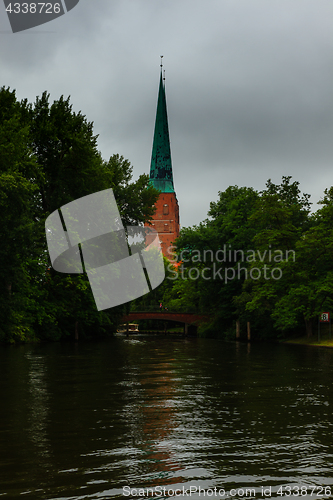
[[281, 336, 333, 348]]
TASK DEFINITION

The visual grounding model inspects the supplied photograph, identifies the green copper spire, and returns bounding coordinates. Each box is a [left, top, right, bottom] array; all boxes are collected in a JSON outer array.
[[149, 70, 175, 193]]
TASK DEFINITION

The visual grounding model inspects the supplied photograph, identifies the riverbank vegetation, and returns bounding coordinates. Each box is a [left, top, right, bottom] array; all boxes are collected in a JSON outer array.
[[2, 86, 333, 343], [154, 177, 333, 340], [283, 336, 333, 348], [0, 87, 159, 343]]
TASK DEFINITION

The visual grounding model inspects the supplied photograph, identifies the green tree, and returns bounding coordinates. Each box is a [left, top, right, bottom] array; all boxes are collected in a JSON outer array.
[[270, 187, 333, 337], [29, 93, 159, 340], [0, 87, 41, 342], [235, 177, 312, 338], [0, 87, 160, 342], [162, 186, 260, 336]]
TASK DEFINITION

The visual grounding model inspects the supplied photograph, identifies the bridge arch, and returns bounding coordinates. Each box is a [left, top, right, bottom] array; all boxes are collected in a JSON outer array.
[[120, 311, 210, 336]]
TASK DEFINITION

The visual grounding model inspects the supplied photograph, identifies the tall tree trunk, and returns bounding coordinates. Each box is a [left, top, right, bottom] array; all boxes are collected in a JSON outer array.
[[247, 321, 251, 341], [236, 319, 240, 339]]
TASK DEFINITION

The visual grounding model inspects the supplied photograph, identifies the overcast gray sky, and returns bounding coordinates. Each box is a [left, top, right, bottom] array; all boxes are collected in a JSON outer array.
[[1, 0, 332, 228]]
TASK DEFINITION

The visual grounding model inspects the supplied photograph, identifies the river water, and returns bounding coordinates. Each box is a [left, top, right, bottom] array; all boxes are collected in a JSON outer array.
[[0, 336, 332, 500]]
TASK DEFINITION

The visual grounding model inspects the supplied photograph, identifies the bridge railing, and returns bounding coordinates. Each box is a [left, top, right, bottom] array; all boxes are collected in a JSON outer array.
[[129, 306, 200, 314]]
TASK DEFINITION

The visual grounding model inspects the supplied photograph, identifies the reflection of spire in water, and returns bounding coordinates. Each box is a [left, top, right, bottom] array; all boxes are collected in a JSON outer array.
[[120, 346, 183, 485], [26, 352, 51, 463], [140, 360, 183, 484]]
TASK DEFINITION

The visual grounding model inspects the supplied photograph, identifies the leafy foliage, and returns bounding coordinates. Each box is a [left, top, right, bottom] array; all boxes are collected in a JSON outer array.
[[160, 177, 333, 339], [0, 87, 159, 342]]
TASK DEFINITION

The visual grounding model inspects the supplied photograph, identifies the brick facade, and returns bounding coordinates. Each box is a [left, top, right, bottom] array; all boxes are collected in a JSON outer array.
[[145, 192, 179, 259]]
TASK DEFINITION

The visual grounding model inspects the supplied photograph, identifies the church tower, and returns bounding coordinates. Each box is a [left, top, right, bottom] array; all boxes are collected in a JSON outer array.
[[146, 64, 180, 259]]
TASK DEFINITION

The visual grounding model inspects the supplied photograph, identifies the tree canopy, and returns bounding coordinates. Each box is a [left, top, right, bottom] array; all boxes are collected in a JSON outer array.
[[0, 87, 159, 342], [158, 176, 333, 340]]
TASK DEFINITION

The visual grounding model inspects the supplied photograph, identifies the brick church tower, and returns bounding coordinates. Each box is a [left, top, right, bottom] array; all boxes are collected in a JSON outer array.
[[145, 66, 180, 259]]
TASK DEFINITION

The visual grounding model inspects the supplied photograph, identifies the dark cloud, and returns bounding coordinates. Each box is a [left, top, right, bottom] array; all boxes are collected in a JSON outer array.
[[0, 0, 332, 226]]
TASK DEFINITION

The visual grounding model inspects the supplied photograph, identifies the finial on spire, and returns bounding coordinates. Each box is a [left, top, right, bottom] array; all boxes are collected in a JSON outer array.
[[160, 55, 163, 68]]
